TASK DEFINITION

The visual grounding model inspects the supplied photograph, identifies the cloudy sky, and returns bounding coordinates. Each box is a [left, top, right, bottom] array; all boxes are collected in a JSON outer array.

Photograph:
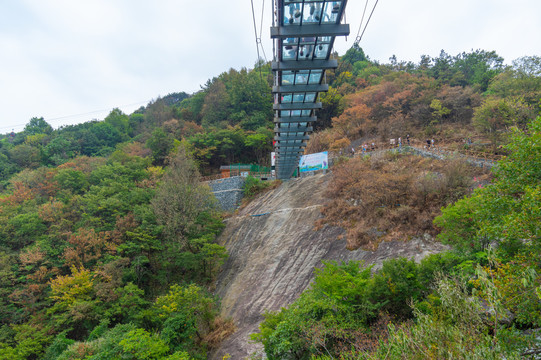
[[1, 0, 540, 133]]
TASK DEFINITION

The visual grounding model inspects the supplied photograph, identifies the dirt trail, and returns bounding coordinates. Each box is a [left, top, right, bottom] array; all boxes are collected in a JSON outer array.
[[211, 173, 447, 359]]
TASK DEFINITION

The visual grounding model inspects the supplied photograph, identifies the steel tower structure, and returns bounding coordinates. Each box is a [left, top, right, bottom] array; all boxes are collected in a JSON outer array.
[[271, 0, 349, 179]]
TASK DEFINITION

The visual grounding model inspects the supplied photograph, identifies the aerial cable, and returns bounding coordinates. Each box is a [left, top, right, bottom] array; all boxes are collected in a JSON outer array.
[[250, 0, 268, 64], [259, 0, 265, 37], [251, 0, 271, 94], [250, 0, 264, 84], [272, 0, 276, 62], [354, 0, 379, 46], [46, 100, 149, 122], [259, 0, 269, 61], [250, 0, 262, 62], [331, 0, 379, 77], [354, 0, 370, 42], [0, 100, 150, 131]]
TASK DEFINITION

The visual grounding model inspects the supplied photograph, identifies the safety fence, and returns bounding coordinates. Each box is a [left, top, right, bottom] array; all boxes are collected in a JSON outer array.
[[330, 138, 506, 163], [201, 164, 272, 182], [201, 139, 504, 182]]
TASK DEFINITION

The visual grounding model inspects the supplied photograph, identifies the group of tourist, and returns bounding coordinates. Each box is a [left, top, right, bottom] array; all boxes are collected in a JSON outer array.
[[361, 142, 377, 153], [390, 134, 411, 148], [342, 135, 440, 156], [424, 138, 436, 149]]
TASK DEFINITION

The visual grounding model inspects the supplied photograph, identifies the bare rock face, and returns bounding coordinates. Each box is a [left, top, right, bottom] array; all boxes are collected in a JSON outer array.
[[211, 173, 447, 359]]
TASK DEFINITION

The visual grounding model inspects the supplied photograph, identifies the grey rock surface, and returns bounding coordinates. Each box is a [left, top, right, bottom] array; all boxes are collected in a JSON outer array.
[[211, 172, 448, 359], [208, 177, 246, 212]]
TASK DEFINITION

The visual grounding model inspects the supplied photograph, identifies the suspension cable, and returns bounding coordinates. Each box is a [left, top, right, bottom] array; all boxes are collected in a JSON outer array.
[[354, 0, 370, 42], [331, 0, 380, 77], [272, 0, 276, 62], [355, 0, 379, 46], [250, 0, 263, 64], [250, 0, 265, 83], [259, 0, 268, 61], [251, 0, 268, 63]]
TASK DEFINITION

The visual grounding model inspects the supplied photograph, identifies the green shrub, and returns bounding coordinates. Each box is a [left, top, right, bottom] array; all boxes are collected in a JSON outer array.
[[43, 331, 75, 360], [367, 277, 525, 360], [253, 261, 381, 359], [371, 258, 422, 318], [253, 255, 491, 359], [243, 176, 273, 199]]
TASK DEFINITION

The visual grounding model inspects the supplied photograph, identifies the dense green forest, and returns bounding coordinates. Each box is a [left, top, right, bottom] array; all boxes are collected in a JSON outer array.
[[0, 47, 540, 359]]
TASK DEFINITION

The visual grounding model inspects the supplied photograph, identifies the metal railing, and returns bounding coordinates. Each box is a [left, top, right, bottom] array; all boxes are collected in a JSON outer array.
[[328, 139, 506, 162], [201, 171, 273, 183]]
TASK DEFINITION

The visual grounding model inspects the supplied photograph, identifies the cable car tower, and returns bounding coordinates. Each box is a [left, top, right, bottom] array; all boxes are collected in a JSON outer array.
[[271, 0, 349, 179]]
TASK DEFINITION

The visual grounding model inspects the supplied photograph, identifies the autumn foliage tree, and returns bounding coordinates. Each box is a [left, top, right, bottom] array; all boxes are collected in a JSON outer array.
[[317, 153, 477, 250]]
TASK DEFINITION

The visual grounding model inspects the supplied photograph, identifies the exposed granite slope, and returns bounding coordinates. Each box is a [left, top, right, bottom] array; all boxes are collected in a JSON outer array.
[[212, 172, 447, 359]]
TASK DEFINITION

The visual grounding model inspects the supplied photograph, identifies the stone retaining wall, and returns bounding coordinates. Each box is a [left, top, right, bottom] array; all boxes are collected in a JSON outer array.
[[346, 146, 496, 169], [402, 146, 496, 168], [208, 176, 246, 211]]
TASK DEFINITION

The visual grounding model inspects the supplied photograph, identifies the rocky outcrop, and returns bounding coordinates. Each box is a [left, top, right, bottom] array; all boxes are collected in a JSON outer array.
[[211, 172, 447, 359]]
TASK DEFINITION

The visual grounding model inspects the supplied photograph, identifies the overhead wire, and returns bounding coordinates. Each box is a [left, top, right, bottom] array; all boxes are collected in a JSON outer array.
[[354, 0, 379, 46], [0, 100, 149, 131], [251, 0, 274, 95], [259, 0, 268, 61], [250, 0, 262, 64], [250, 0, 269, 63], [250, 0, 265, 84], [354, 0, 370, 42], [4, 2, 276, 134], [333, 0, 380, 76], [272, 0, 276, 62]]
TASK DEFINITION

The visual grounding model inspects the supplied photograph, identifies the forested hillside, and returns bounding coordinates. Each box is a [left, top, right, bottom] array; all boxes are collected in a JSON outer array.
[[252, 116, 541, 359], [0, 47, 540, 359], [2, 49, 540, 185]]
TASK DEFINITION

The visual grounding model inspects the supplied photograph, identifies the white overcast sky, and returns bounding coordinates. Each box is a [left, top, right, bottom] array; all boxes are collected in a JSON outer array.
[[1, 0, 540, 133]]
